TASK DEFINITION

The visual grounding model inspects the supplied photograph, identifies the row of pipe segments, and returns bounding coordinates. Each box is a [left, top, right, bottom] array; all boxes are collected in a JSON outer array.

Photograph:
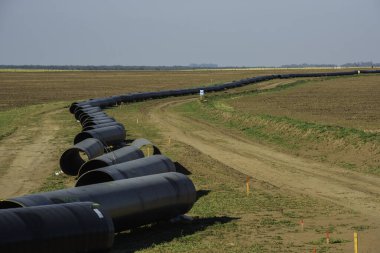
[[0, 97, 197, 252], [1, 69, 379, 252]]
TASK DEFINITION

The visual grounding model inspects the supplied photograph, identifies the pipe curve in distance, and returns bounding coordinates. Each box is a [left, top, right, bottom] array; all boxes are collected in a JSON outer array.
[[0, 172, 196, 233], [76, 154, 176, 186]]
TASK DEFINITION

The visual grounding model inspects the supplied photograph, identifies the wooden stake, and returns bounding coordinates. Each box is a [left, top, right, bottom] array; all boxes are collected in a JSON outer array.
[[136, 118, 139, 124], [313, 247, 316, 253], [300, 219, 304, 231], [326, 231, 330, 244], [354, 232, 358, 253], [246, 176, 250, 196], [168, 137, 171, 146]]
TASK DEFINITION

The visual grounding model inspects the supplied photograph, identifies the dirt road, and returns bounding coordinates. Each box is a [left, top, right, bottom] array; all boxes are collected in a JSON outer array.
[[149, 98, 380, 251], [0, 110, 61, 199]]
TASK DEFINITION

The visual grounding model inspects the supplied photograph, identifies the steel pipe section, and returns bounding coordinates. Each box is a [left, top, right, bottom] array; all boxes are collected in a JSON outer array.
[[0, 202, 114, 253], [70, 97, 118, 114], [60, 138, 105, 176], [74, 125, 126, 146], [72, 104, 93, 113], [82, 122, 124, 131], [73, 106, 100, 118], [82, 118, 116, 127], [69, 102, 90, 114], [78, 145, 144, 176], [130, 138, 161, 155], [79, 113, 111, 124], [74, 107, 102, 120], [85, 98, 118, 109], [76, 155, 176, 186], [0, 172, 196, 233], [79, 111, 109, 123]]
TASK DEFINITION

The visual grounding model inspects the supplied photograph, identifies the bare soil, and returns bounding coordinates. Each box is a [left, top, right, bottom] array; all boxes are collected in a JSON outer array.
[[0, 109, 62, 199], [148, 98, 380, 253], [228, 75, 380, 131]]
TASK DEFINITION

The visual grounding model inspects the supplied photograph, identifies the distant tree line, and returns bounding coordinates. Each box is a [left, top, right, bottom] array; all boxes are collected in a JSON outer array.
[[340, 61, 380, 67], [0, 65, 221, 71], [189, 63, 218, 68], [280, 63, 337, 68], [0, 62, 379, 70]]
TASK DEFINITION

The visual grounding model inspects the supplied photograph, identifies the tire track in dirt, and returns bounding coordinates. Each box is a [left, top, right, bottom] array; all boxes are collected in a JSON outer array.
[[0, 109, 62, 199], [148, 98, 380, 251]]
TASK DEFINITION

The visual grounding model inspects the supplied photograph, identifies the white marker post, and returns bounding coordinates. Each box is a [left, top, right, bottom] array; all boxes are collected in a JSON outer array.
[[200, 89, 205, 101]]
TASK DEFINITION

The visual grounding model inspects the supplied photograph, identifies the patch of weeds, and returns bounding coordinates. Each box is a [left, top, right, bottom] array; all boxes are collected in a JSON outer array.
[[330, 238, 350, 244], [315, 225, 336, 234], [341, 162, 357, 170], [283, 210, 302, 219], [351, 225, 370, 231], [35, 172, 71, 192], [274, 235, 283, 240], [213, 101, 235, 112], [257, 114, 380, 143], [260, 218, 296, 228], [249, 243, 265, 252], [367, 166, 380, 175], [309, 237, 347, 245]]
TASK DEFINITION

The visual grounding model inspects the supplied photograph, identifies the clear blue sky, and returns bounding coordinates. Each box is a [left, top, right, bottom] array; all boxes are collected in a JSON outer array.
[[0, 0, 379, 66]]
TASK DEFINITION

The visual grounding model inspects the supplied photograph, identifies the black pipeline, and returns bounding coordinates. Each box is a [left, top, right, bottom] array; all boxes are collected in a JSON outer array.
[[0, 202, 114, 253], [82, 118, 116, 127], [82, 122, 124, 131], [76, 154, 176, 186], [0, 172, 196, 232], [74, 124, 126, 146], [79, 112, 109, 123], [79, 114, 109, 124], [78, 145, 145, 176], [74, 107, 103, 120]]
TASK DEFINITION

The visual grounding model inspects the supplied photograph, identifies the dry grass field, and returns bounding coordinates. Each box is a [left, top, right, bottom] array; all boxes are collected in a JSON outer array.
[[0, 68, 363, 111]]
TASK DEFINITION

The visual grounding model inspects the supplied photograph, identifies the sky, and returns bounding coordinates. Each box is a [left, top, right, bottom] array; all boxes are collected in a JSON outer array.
[[0, 0, 379, 66]]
